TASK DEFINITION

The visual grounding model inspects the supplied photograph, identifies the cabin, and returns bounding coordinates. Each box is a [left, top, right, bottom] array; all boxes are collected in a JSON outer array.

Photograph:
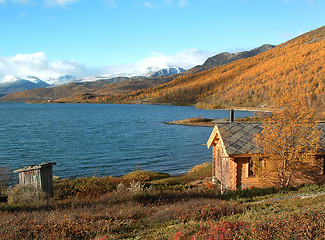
[[207, 122, 325, 190]]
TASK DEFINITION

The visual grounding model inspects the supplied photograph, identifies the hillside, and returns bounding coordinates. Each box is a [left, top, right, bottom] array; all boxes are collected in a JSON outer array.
[[102, 25, 325, 113]]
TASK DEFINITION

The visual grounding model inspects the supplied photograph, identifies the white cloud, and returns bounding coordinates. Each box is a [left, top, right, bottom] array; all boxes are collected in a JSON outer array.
[[0, 52, 92, 82], [104, 0, 117, 7], [44, 0, 79, 7], [12, 0, 31, 3], [144, 1, 156, 9], [100, 49, 215, 75], [0, 0, 80, 6], [136, 49, 214, 71], [144, 0, 187, 9], [0, 49, 215, 83], [178, 0, 187, 6]]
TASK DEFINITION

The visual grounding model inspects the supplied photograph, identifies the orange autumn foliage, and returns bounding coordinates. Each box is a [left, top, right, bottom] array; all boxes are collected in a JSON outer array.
[[109, 26, 325, 114], [252, 93, 321, 188]]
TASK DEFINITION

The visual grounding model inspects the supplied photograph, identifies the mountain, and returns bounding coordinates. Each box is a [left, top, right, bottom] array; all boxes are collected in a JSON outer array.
[[0, 75, 177, 102], [45, 67, 186, 86], [47, 75, 78, 85], [102, 25, 325, 112], [0, 67, 187, 101], [146, 67, 186, 78], [187, 44, 275, 74], [0, 76, 50, 97]]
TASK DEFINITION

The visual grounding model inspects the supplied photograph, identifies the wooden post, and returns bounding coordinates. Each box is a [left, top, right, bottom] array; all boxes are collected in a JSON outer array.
[[14, 162, 56, 197]]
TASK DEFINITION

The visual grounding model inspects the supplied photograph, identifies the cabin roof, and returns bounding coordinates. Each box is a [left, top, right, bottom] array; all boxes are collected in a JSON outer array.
[[216, 122, 263, 155], [207, 122, 325, 155]]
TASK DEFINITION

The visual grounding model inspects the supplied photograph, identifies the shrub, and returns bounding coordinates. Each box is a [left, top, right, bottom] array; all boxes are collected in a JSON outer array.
[[124, 170, 150, 182], [217, 186, 279, 202], [0, 167, 12, 196], [174, 220, 251, 240], [115, 183, 128, 193], [124, 170, 170, 182], [297, 183, 325, 194], [128, 181, 145, 194], [7, 184, 48, 205], [54, 177, 117, 200]]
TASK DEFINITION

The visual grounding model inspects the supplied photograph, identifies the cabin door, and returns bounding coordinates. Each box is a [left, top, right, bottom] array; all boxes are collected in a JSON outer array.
[[236, 160, 243, 189]]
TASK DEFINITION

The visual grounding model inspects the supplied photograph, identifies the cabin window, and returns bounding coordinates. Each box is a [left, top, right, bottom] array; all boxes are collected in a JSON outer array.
[[248, 159, 255, 177]]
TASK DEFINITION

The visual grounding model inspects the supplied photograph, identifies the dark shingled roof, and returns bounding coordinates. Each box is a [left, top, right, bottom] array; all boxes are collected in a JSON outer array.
[[217, 122, 263, 155], [215, 122, 325, 155]]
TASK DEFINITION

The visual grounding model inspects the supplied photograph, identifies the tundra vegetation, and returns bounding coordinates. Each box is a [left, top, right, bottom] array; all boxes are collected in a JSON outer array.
[[0, 162, 324, 239]]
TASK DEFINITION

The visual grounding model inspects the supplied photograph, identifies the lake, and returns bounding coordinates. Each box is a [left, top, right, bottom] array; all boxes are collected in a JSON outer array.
[[0, 103, 253, 179]]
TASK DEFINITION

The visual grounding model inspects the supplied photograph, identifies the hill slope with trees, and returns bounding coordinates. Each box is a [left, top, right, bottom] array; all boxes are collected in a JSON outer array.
[[104, 26, 325, 113]]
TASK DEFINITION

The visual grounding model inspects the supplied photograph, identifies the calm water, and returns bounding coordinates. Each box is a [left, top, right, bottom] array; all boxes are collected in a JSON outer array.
[[0, 103, 252, 178]]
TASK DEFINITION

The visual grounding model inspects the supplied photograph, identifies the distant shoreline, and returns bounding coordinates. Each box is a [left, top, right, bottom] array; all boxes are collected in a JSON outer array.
[[164, 116, 263, 127]]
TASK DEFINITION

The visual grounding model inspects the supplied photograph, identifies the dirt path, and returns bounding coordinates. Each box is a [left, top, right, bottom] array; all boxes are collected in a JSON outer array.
[[252, 192, 325, 204]]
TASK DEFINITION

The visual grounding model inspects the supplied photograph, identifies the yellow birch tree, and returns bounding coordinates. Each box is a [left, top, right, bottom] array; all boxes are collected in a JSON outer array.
[[252, 93, 321, 188]]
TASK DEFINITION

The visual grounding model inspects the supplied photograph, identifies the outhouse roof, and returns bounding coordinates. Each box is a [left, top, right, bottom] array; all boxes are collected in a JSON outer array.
[[14, 162, 56, 173]]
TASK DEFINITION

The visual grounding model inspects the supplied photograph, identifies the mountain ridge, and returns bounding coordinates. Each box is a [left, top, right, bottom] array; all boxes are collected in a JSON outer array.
[[0, 67, 185, 98], [186, 44, 275, 74]]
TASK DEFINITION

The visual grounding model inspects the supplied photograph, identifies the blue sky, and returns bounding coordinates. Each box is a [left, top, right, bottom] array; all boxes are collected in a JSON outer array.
[[0, 0, 324, 81]]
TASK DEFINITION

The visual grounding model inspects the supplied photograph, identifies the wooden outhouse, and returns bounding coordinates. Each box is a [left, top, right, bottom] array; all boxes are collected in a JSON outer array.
[[207, 123, 325, 191], [14, 162, 56, 196]]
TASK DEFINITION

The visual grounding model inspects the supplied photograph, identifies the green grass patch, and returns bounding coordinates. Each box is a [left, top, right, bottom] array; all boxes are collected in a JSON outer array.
[[124, 170, 170, 182], [151, 162, 212, 187]]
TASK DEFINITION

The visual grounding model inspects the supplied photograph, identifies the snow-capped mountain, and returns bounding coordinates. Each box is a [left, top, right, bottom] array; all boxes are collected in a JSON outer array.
[[50, 67, 186, 85], [0, 67, 186, 96], [0, 76, 50, 96], [146, 67, 186, 78], [47, 75, 78, 85]]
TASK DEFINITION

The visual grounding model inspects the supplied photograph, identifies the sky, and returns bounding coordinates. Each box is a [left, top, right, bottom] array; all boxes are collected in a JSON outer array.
[[0, 0, 324, 82]]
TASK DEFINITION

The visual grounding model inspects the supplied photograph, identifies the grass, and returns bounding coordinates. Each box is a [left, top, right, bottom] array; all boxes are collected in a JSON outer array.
[[0, 162, 324, 239], [151, 161, 212, 187]]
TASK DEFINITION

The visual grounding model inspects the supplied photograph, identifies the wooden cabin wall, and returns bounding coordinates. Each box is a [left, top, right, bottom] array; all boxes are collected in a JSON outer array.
[[213, 139, 236, 190], [235, 156, 325, 189], [292, 155, 325, 186], [235, 157, 260, 189]]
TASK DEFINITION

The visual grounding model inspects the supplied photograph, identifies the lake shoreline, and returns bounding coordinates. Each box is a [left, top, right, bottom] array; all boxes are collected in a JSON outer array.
[[164, 116, 263, 127]]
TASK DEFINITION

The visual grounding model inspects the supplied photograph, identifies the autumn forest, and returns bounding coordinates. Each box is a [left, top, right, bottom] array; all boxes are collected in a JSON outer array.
[[50, 26, 325, 117]]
